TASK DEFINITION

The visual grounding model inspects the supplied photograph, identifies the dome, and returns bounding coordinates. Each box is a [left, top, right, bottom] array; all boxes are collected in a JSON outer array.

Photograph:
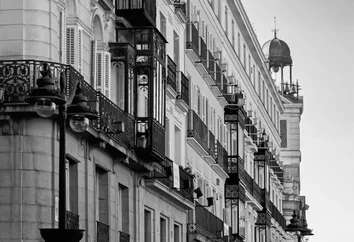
[[262, 37, 292, 67]]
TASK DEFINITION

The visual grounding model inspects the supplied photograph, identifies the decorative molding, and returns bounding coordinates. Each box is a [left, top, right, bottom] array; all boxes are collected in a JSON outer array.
[[103, 10, 113, 30], [91, 0, 99, 12]]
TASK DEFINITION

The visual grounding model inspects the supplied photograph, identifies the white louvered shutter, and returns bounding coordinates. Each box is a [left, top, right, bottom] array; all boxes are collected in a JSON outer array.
[[78, 27, 83, 73], [66, 27, 75, 65], [91, 40, 97, 87], [96, 51, 103, 92], [104, 52, 111, 98], [59, 11, 66, 64]]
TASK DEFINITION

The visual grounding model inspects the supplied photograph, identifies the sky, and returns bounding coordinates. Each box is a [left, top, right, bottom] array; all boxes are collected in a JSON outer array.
[[241, 0, 354, 241]]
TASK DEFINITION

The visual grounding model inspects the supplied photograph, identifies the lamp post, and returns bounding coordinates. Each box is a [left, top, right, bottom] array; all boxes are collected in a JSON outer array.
[[26, 63, 97, 242], [285, 211, 314, 242]]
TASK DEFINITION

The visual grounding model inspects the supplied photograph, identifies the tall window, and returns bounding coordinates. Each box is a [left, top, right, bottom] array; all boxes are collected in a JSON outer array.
[[66, 156, 78, 214], [96, 166, 108, 225], [243, 44, 246, 68], [237, 33, 241, 56], [173, 31, 180, 70], [225, 7, 228, 35], [160, 216, 168, 242], [174, 224, 181, 242], [231, 20, 235, 47], [144, 209, 153, 242], [119, 184, 129, 234], [160, 12, 167, 38]]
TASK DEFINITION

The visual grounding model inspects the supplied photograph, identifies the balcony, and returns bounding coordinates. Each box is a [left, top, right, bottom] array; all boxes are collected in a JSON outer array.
[[66, 210, 79, 230], [116, 0, 156, 27], [176, 71, 189, 112], [145, 157, 194, 210], [186, 22, 199, 62], [270, 201, 286, 230], [243, 173, 262, 211], [188, 202, 225, 241], [174, 1, 187, 22], [96, 92, 135, 149], [187, 110, 208, 156], [119, 231, 130, 242], [270, 159, 284, 184], [167, 55, 177, 97], [97, 221, 109, 242], [195, 37, 209, 77], [204, 130, 216, 164], [211, 140, 229, 178], [227, 155, 245, 183]]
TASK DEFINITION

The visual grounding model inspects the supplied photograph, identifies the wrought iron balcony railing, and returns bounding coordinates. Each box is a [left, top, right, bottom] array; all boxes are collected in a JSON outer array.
[[207, 130, 216, 158], [167, 55, 177, 92], [215, 140, 228, 173], [152, 157, 173, 188], [186, 22, 199, 55], [66, 210, 79, 230], [187, 110, 208, 153], [119, 231, 130, 242], [199, 37, 208, 70], [174, 0, 187, 17], [0, 60, 78, 103], [177, 71, 189, 106], [116, 0, 157, 26], [97, 221, 109, 242], [188, 202, 224, 239], [0, 60, 136, 151], [176, 166, 194, 203], [270, 159, 284, 184], [270, 201, 286, 230]]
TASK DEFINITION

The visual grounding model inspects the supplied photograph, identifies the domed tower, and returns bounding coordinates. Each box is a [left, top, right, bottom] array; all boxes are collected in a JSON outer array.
[[262, 21, 294, 96]]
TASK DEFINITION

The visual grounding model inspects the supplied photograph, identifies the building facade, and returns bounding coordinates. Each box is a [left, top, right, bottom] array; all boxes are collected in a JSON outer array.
[[0, 0, 311, 242]]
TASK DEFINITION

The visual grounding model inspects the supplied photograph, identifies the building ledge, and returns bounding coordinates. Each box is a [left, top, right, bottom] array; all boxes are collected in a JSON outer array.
[[211, 164, 229, 180], [145, 179, 195, 210]]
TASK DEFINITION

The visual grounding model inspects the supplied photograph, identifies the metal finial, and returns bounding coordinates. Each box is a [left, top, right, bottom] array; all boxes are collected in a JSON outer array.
[[272, 17, 279, 38]]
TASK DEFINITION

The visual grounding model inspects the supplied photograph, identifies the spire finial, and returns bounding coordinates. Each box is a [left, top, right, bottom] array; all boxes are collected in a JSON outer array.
[[272, 17, 279, 38]]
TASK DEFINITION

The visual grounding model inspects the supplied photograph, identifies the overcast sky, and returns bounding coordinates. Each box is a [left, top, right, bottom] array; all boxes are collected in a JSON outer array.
[[241, 0, 354, 241]]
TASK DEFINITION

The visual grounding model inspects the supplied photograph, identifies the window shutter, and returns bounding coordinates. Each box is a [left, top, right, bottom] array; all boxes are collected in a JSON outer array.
[[78, 27, 83, 73], [66, 27, 75, 65], [96, 52, 103, 92], [59, 11, 66, 64], [104, 52, 111, 98], [196, 177, 204, 204], [91, 40, 97, 87], [117, 62, 125, 110]]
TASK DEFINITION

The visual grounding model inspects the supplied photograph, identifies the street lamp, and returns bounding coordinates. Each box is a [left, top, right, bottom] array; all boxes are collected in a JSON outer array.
[[285, 211, 314, 242], [26, 63, 97, 242]]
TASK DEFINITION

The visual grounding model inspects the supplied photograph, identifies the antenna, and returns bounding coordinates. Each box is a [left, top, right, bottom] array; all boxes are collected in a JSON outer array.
[[272, 17, 279, 38]]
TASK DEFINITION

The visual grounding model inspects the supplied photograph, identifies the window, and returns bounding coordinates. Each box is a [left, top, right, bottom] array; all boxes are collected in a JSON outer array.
[[231, 20, 235, 47], [243, 44, 246, 68], [96, 166, 108, 225], [225, 7, 228, 35], [249, 55, 251, 76], [66, 156, 78, 214], [144, 209, 153, 242], [173, 31, 180, 70], [160, 216, 168, 242], [160, 12, 167, 38], [174, 223, 181, 242], [119, 184, 129, 233], [237, 33, 241, 56], [174, 125, 182, 165]]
